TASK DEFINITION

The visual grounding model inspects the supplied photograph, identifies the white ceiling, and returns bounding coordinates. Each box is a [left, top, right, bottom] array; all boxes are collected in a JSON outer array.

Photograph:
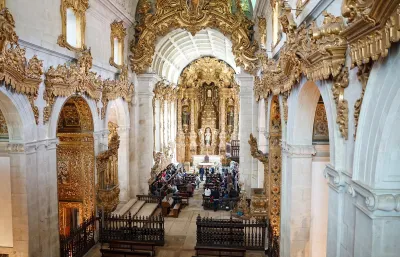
[[151, 28, 238, 84]]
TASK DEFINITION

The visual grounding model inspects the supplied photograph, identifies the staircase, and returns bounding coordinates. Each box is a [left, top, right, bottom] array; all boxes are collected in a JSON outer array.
[[112, 196, 161, 217]]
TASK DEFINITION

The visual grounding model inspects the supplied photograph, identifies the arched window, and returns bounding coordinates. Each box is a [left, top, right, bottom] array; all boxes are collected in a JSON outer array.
[[58, 0, 88, 51], [272, 1, 282, 49], [110, 21, 126, 68]]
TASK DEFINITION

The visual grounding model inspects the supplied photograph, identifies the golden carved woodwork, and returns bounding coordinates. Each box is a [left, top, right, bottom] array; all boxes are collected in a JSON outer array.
[[313, 100, 329, 142], [0, 8, 43, 125], [341, 1, 400, 68], [332, 67, 349, 140], [0, 108, 8, 139], [130, 0, 258, 74], [57, 97, 95, 235], [96, 121, 120, 212], [354, 62, 372, 140], [0, 0, 4, 9], [101, 66, 135, 119], [154, 80, 178, 102], [110, 20, 126, 68], [44, 49, 102, 123], [175, 57, 239, 162], [268, 96, 281, 235], [256, 11, 347, 99], [258, 17, 267, 49], [59, 201, 84, 236], [58, 0, 88, 51], [295, 0, 309, 17]]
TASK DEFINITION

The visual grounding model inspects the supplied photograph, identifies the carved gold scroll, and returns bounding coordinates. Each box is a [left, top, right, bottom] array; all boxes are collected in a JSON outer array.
[[96, 122, 120, 212], [130, 0, 258, 74], [101, 66, 134, 119], [44, 49, 102, 123], [341, 0, 400, 68], [0, 8, 43, 124]]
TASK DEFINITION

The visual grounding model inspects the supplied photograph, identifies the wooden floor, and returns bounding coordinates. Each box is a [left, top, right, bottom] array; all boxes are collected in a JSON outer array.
[[85, 181, 265, 257]]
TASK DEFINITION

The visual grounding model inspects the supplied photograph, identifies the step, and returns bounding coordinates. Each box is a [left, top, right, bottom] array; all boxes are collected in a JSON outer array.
[[128, 200, 146, 216], [135, 203, 159, 217], [113, 198, 137, 216]]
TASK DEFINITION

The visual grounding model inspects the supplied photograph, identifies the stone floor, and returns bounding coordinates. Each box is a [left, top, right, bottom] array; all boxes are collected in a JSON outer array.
[[85, 182, 265, 257]]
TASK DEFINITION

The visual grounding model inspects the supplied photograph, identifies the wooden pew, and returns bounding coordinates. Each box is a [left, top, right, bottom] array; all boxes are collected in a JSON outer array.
[[108, 240, 156, 256], [194, 246, 246, 256], [100, 248, 152, 257], [169, 202, 181, 218], [161, 197, 174, 216]]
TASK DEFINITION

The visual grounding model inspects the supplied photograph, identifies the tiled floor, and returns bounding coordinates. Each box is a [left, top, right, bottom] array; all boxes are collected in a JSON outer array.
[[85, 183, 265, 257]]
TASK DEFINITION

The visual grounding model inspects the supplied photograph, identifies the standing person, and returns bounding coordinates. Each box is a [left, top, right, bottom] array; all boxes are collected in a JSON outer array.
[[211, 188, 220, 211], [195, 174, 201, 189], [199, 166, 205, 181]]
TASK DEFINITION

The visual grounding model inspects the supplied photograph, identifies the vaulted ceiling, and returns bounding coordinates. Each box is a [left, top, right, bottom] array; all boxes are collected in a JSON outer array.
[[151, 28, 238, 84]]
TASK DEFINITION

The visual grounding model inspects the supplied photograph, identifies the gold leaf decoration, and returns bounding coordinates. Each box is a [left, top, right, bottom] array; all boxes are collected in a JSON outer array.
[[332, 67, 349, 140], [0, 8, 43, 125], [130, 0, 259, 74]]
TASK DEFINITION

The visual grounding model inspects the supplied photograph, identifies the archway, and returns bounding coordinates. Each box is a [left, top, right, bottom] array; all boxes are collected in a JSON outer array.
[[56, 96, 95, 236]]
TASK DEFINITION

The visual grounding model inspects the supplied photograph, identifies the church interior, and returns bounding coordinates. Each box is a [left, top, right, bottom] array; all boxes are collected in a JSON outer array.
[[0, 0, 399, 257]]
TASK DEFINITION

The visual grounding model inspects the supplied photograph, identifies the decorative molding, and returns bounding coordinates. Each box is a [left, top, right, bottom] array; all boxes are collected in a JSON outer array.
[[43, 49, 102, 123], [101, 66, 134, 119], [350, 180, 400, 215], [255, 11, 347, 99], [281, 142, 316, 157], [324, 164, 347, 191], [258, 16, 267, 50], [354, 62, 373, 140], [153, 80, 178, 102], [57, 0, 88, 52], [0, 8, 43, 125], [341, 1, 400, 68], [0, 0, 5, 9], [130, 0, 259, 74], [109, 20, 126, 69], [6, 143, 25, 153], [332, 67, 349, 140], [296, 0, 309, 17]]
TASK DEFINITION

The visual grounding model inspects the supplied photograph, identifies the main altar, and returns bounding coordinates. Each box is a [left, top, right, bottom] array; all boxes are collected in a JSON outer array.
[[176, 57, 239, 163]]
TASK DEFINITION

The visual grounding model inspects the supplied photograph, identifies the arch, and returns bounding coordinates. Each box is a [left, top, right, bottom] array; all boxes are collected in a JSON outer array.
[[131, 0, 258, 74], [56, 96, 95, 236], [0, 87, 36, 143], [48, 95, 100, 139], [354, 43, 400, 189], [104, 98, 130, 129]]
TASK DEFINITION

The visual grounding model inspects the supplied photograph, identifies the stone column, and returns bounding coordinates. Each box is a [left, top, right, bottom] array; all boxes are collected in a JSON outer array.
[[134, 73, 158, 194], [281, 143, 316, 257], [117, 126, 130, 202], [235, 72, 258, 194], [257, 98, 267, 188]]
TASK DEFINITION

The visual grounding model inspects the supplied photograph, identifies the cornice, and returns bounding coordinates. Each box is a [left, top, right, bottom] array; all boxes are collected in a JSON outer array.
[[324, 164, 347, 192], [95, 0, 135, 26], [281, 142, 316, 158]]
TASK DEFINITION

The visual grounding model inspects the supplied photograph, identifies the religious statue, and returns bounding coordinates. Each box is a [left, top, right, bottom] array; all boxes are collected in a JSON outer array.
[[205, 127, 212, 146], [182, 106, 190, 126]]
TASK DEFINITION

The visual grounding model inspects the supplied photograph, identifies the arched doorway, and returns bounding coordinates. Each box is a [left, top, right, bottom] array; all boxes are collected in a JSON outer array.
[[268, 95, 282, 235], [56, 96, 95, 236]]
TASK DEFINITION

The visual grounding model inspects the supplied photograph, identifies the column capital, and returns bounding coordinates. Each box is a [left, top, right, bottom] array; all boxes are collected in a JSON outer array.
[[136, 73, 160, 96], [281, 141, 316, 157]]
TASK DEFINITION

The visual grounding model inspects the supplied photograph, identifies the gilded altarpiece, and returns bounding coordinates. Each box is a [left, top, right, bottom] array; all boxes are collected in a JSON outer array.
[[0, 109, 8, 140], [57, 97, 95, 236], [175, 58, 239, 163]]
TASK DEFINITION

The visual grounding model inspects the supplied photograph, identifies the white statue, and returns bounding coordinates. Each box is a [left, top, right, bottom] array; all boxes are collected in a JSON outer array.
[[205, 127, 212, 146]]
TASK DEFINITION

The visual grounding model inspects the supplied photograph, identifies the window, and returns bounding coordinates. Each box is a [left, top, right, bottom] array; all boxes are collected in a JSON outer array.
[[272, 1, 282, 49], [58, 0, 88, 51], [110, 21, 126, 68]]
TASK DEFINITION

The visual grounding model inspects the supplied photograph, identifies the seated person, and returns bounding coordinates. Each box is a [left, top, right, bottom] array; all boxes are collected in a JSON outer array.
[[211, 188, 220, 211], [229, 188, 238, 198], [204, 186, 212, 197], [187, 183, 194, 196]]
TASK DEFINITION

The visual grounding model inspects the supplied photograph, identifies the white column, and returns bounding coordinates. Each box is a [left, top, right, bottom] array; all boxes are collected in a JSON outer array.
[[134, 73, 158, 194], [154, 100, 161, 152], [281, 143, 316, 257], [257, 98, 267, 188], [236, 71, 258, 195], [117, 126, 130, 202]]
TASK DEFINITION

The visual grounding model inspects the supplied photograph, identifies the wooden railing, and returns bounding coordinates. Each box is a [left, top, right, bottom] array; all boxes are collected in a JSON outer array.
[[59, 214, 96, 257], [98, 211, 165, 246], [231, 140, 240, 162], [196, 215, 267, 250]]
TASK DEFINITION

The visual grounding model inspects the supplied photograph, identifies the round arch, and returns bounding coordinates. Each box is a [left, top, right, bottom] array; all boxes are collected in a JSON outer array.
[[0, 87, 36, 143], [104, 98, 130, 129]]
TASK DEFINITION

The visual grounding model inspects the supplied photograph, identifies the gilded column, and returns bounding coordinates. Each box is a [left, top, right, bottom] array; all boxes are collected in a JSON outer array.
[[176, 97, 185, 162], [219, 91, 226, 156], [233, 95, 239, 140], [160, 99, 164, 151], [189, 95, 197, 161]]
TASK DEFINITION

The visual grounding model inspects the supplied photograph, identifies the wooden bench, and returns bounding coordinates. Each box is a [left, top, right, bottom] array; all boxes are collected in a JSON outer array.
[[161, 197, 174, 216], [194, 246, 246, 256], [178, 192, 190, 205], [169, 202, 181, 218], [108, 240, 156, 256], [100, 248, 152, 257]]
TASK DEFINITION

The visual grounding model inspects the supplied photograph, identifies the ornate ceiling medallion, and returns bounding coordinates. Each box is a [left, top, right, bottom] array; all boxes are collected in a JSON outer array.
[[0, 8, 43, 125], [44, 49, 102, 123], [341, 0, 400, 67], [101, 66, 134, 119], [130, 0, 259, 75]]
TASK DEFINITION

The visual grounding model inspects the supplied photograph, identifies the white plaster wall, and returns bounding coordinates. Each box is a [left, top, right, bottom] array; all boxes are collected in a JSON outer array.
[[0, 156, 13, 248]]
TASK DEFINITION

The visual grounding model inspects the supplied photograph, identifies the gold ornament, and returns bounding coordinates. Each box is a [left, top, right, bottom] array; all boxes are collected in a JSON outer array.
[[258, 17, 267, 49], [130, 0, 258, 74], [109, 20, 127, 68], [44, 48, 102, 123], [354, 62, 372, 140], [101, 66, 135, 119], [0, 8, 43, 125], [341, 1, 400, 67], [332, 67, 349, 140]]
